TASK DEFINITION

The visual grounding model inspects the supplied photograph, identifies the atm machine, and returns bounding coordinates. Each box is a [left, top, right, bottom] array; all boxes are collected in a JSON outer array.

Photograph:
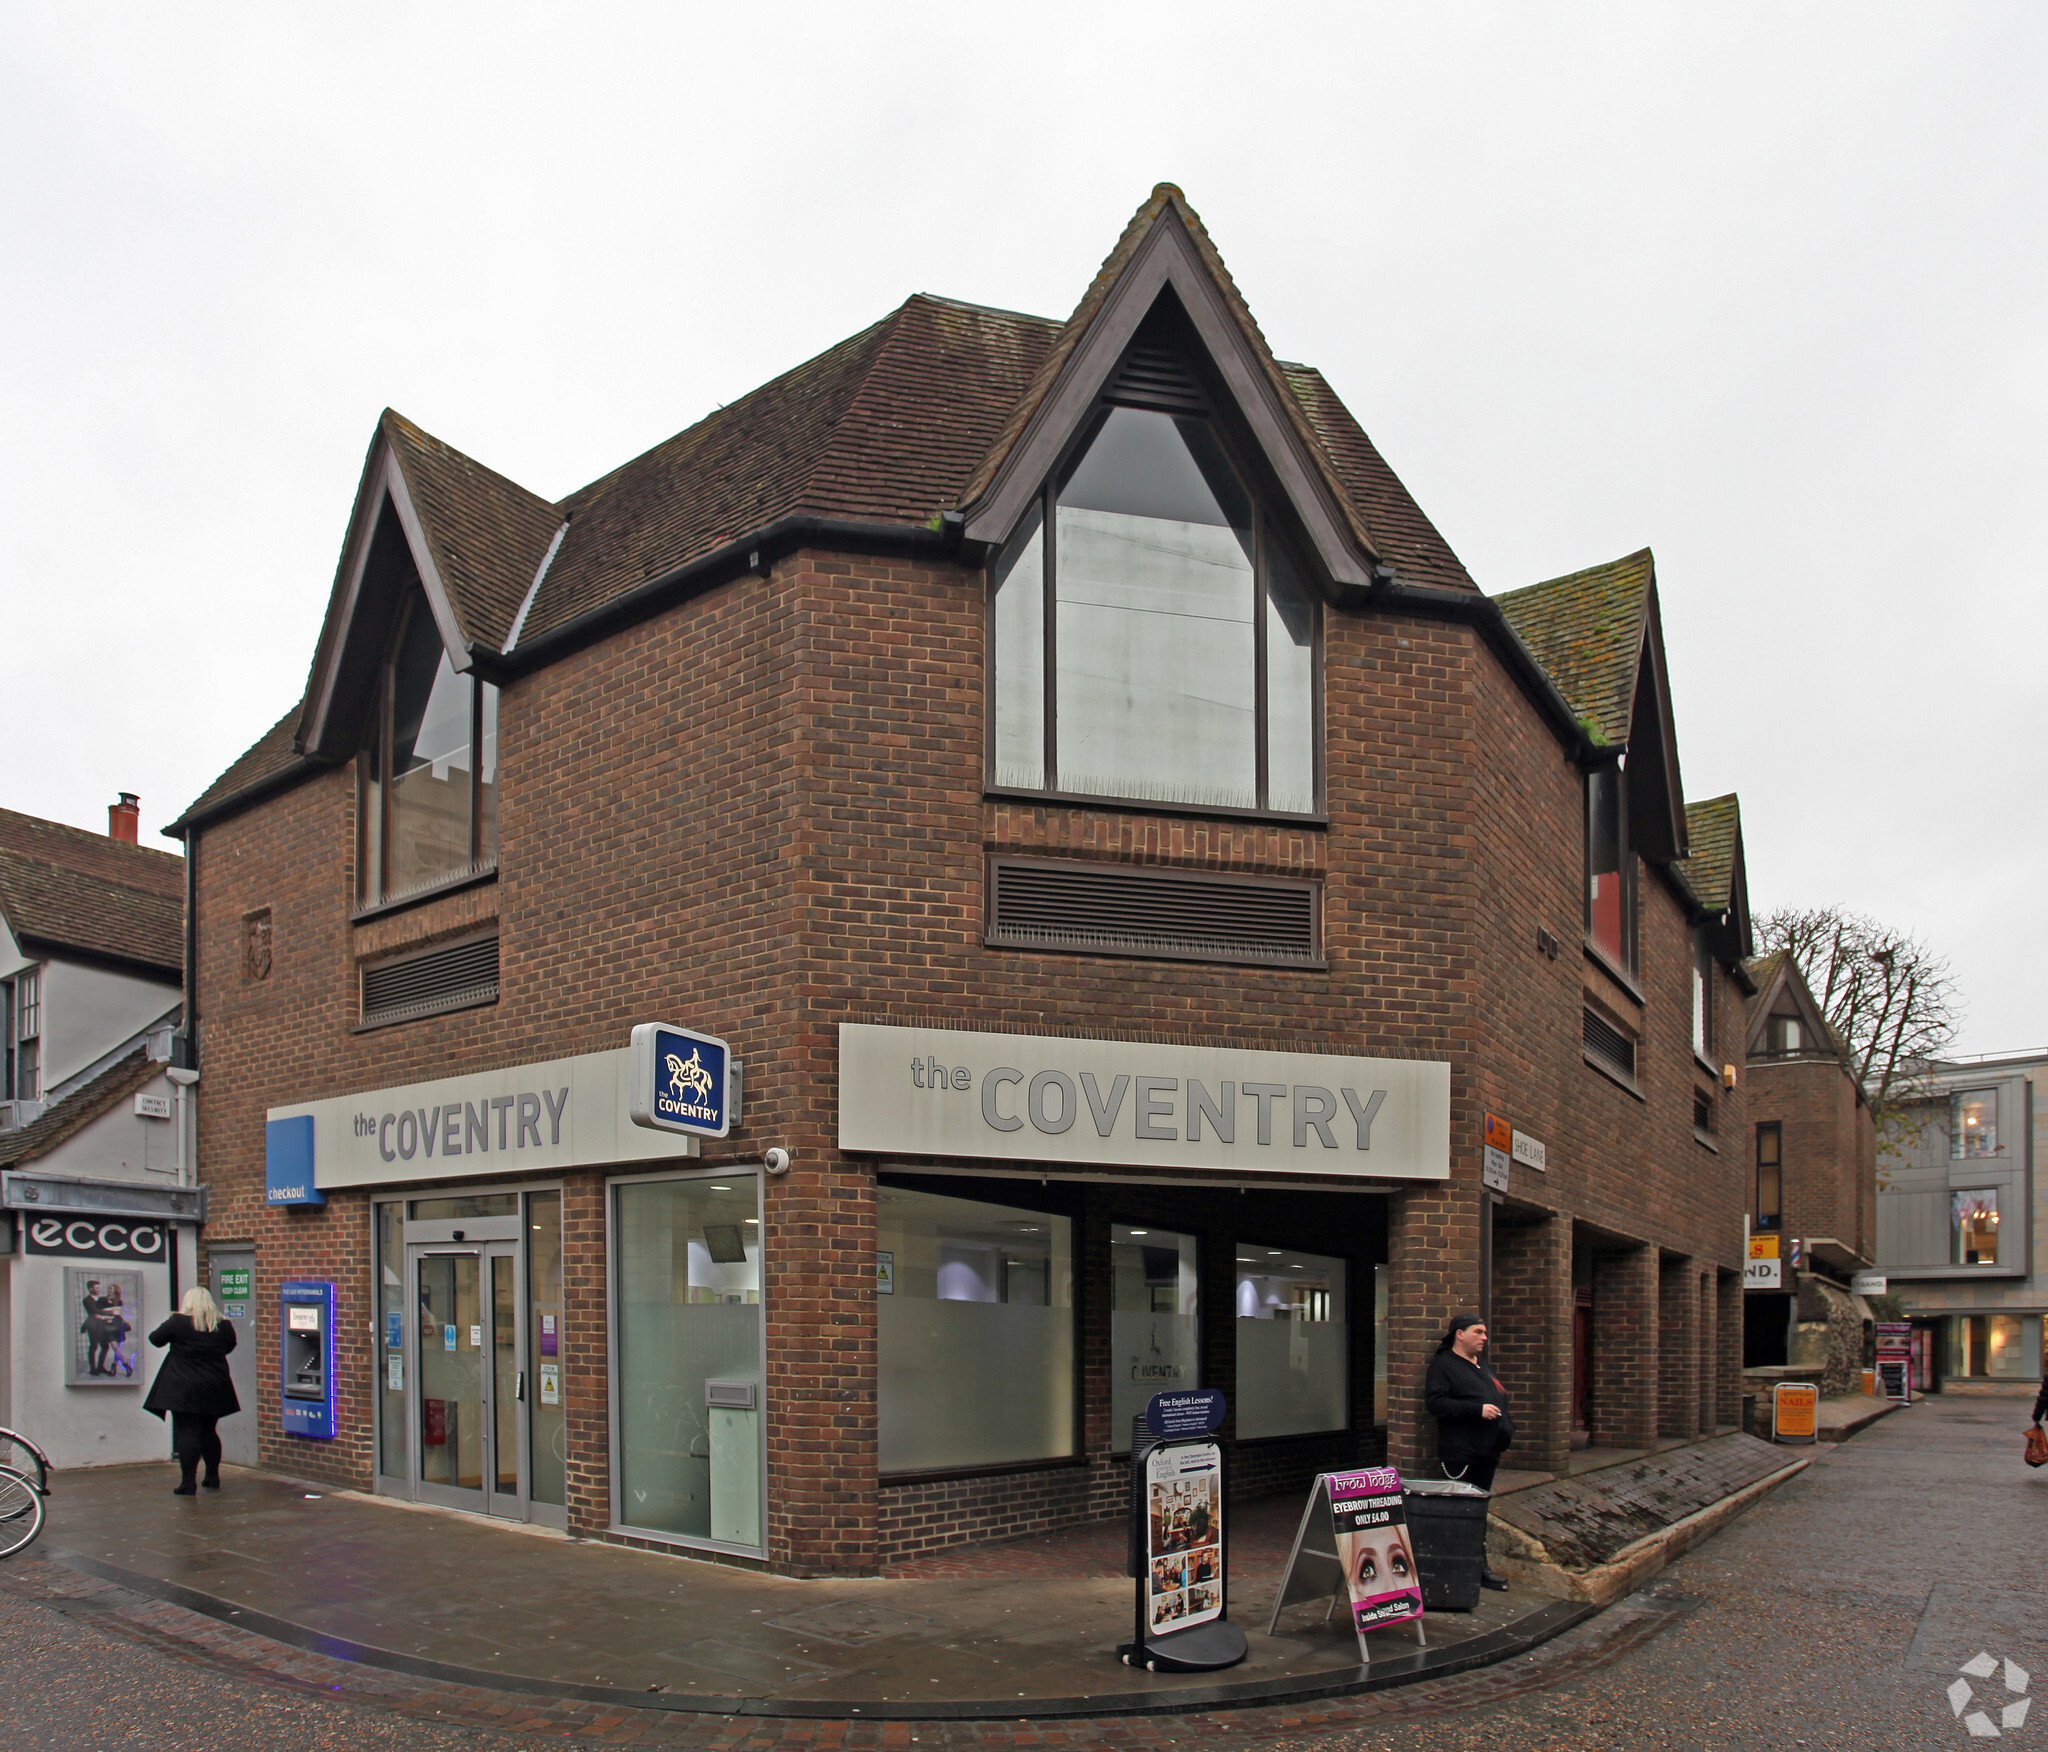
[[280, 1280, 336, 1439]]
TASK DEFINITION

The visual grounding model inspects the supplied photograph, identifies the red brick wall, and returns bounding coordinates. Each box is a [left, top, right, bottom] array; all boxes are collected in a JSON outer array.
[[1745, 1055, 1876, 1262], [191, 543, 1751, 1570]]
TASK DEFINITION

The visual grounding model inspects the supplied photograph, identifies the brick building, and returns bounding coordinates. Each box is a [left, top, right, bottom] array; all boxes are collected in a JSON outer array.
[[167, 186, 1754, 1575], [1740, 950, 1880, 1398]]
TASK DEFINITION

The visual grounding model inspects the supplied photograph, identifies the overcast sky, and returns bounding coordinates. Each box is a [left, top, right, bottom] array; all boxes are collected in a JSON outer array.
[[4, 5, 2041, 1052]]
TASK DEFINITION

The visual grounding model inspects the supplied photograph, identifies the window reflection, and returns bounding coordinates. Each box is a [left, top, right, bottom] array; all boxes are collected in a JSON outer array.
[[877, 1187, 1073, 1472], [989, 357, 1319, 816], [1951, 1089, 1998, 1159], [1111, 1225, 1200, 1449], [1952, 1188, 2000, 1266], [1234, 1246, 1348, 1438]]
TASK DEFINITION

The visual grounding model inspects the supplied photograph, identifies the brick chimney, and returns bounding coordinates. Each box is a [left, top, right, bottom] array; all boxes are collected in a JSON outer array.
[[109, 792, 139, 844]]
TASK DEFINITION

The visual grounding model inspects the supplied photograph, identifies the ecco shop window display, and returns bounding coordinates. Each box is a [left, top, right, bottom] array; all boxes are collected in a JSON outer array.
[[1110, 1224, 1200, 1449], [1235, 1246, 1348, 1438], [357, 593, 499, 909], [990, 361, 1321, 817], [613, 1173, 764, 1550], [877, 1187, 1074, 1473]]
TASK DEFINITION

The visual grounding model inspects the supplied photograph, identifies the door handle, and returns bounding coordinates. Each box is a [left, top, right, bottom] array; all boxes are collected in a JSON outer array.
[[516, 1371, 526, 1403]]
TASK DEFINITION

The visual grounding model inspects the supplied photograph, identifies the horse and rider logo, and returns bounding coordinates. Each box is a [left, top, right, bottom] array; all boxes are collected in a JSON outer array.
[[630, 1023, 732, 1138], [666, 1047, 715, 1105]]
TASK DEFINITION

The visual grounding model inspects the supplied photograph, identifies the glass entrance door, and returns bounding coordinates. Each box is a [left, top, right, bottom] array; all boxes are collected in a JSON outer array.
[[411, 1243, 525, 1516]]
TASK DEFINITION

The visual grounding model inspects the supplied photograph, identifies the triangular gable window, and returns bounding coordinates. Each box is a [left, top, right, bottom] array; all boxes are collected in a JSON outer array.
[[356, 553, 498, 912], [990, 327, 1320, 817]]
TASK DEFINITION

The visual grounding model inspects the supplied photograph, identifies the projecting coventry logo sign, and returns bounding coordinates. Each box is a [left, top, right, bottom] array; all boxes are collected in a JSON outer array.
[[628, 1024, 733, 1139], [838, 1024, 1450, 1180]]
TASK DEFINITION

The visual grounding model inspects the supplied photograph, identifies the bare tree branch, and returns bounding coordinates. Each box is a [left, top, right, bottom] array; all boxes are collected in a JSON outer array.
[[1754, 906, 1961, 1164]]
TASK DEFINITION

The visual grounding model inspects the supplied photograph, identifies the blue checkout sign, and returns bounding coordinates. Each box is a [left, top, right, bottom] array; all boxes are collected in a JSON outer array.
[[1146, 1388, 1226, 1439]]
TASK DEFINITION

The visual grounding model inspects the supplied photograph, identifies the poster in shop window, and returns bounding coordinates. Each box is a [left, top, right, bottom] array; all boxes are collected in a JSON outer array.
[[1145, 1441, 1224, 1634], [64, 1267, 144, 1387]]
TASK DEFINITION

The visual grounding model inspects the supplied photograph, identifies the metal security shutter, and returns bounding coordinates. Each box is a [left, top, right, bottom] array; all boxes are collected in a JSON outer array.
[[1582, 1006, 1637, 1082], [360, 935, 500, 1029], [988, 858, 1321, 968]]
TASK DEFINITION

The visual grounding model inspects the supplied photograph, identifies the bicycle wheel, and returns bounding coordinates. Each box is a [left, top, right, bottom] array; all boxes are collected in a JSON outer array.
[[0, 1466, 44, 1559], [0, 1428, 50, 1495]]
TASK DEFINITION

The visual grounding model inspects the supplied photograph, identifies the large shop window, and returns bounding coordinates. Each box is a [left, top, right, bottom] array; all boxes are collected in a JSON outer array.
[[1584, 765, 1634, 972], [990, 399, 1319, 816], [358, 594, 499, 909], [1111, 1224, 1200, 1450], [1950, 1313, 2042, 1379], [1952, 1189, 2001, 1266], [877, 1187, 1074, 1474], [1951, 1089, 1999, 1158], [1234, 1246, 1349, 1439], [614, 1174, 764, 1549]]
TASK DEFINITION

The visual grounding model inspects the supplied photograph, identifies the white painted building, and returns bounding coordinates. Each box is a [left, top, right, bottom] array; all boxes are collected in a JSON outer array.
[[0, 798, 204, 1468]]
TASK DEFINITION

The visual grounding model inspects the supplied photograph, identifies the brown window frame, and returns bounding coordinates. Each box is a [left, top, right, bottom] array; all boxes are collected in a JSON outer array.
[[1754, 1120, 1783, 1230], [984, 397, 1328, 827], [355, 595, 499, 915]]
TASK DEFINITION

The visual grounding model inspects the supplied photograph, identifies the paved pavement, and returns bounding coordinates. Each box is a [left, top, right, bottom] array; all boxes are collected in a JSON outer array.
[[0, 1393, 2040, 1749], [18, 1463, 1574, 1712]]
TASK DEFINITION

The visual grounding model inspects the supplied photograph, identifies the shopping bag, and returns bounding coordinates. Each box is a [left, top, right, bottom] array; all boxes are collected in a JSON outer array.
[[2024, 1424, 2048, 1469]]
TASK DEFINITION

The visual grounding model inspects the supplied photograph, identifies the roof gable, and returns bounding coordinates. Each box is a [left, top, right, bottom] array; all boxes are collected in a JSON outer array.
[[297, 413, 559, 762], [1744, 951, 1847, 1065], [0, 808, 183, 976], [1673, 793, 1753, 965], [1496, 548, 1688, 861], [959, 185, 1406, 596]]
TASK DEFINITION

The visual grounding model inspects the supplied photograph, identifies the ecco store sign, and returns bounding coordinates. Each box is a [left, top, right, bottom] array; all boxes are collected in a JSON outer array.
[[838, 1024, 1450, 1180], [266, 1046, 700, 1204], [24, 1218, 168, 1262]]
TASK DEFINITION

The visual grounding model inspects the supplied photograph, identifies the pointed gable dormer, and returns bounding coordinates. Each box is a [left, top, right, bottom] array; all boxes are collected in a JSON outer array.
[[961, 185, 1382, 596], [294, 412, 560, 911], [298, 410, 560, 765], [1673, 793, 1753, 968], [1496, 549, 1688, 979], [1745, 952, 1848, 1069]]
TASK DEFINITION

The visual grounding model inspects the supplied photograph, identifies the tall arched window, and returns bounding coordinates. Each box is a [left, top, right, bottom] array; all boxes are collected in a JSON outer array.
[[991, 379, 1320, 816], [357, 595, 498, 908]]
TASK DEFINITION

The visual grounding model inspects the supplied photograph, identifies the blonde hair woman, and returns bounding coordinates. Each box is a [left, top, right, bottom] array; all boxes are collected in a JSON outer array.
[[144, 1285, 241, 1494]]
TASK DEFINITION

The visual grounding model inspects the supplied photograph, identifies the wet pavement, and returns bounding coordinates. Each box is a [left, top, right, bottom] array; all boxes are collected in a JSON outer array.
[[27, 1464, 1571, 1713], [3, 1394, 2030, 1749]]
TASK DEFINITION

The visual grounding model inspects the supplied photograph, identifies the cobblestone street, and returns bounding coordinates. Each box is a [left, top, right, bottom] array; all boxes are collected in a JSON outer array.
[[3, 1394, 2042, 1751]]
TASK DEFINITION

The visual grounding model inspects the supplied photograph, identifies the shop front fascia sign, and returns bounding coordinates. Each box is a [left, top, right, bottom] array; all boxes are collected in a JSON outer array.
[[838, 1024, 1450, 1180], [267, 1047, 698, 1201], [1744, 1233, 1782, 1291]]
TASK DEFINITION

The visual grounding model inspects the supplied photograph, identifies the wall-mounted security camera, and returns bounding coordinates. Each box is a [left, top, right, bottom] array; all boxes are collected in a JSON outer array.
[[764, 1147, 792, 1175]]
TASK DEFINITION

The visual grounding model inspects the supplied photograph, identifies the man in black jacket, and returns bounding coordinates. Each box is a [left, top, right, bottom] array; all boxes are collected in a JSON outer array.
[[1424, 1314, 1514, 1590]]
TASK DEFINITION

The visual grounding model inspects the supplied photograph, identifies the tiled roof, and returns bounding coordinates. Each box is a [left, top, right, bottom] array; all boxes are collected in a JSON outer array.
[[0, 808, 183, 975], [1673, 794, 1740, 912], [1743, 951, 1787, 1027], [0, 1046, 161, 1167], [1281, 365, 1475, 594], [184, 188, 1490, 823], [170, 704, 307, 833], [1494, 549, 1654, 748], [383, 411, 562, 652], [524, 295, 1059, 644]]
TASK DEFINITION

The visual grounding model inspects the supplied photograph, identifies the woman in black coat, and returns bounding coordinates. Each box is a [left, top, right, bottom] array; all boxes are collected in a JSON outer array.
[[1424, 1313, 1514, 1589], [144, 1287, 241, 1495]]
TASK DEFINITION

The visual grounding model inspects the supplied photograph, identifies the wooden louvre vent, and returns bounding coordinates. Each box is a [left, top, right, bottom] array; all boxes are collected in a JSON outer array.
[[987, 858, 1321, 968], [360, 934, 500, 1028], [1582, 1006, 1637, 1082]]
